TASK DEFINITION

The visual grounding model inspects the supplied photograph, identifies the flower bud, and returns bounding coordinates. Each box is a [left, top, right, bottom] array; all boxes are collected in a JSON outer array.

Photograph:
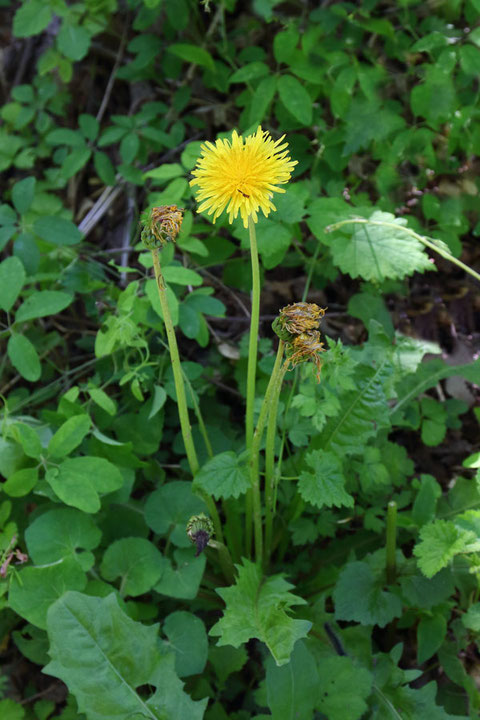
[[186, 513, 214, 556], [141, 205, 184, 249]]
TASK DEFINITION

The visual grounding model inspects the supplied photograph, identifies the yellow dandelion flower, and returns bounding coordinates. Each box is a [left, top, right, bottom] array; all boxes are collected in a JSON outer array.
[[190, 126, 297, 229]]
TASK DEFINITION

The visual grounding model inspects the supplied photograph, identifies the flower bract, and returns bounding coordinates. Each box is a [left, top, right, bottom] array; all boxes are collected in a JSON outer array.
[[190, 126, 297, 228]]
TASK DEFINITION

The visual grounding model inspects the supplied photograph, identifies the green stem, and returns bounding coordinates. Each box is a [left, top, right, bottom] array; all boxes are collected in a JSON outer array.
[[245, 216, 261, 555], [151, 249, 224, 548], [386, 501, 397, 584], [250, 344, 287, 565], [326, 218, 480, 284], [264, 341, 286, 565], [208, 540, 236, 585]]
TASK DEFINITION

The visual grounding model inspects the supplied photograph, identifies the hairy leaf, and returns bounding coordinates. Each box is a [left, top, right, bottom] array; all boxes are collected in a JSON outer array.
[[413, 520, 476, 578], [333, 561, 402, 627], [298, 450, 353, 509]]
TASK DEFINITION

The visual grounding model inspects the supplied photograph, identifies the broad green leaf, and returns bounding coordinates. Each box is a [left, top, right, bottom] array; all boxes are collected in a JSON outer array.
[[33, 216, 83, 246], [193, 451, 250, 501], [208, 645, 248, 687], [78, 114, 99, 141], [45, 456, 123, 513], [94, 151, 115, 186], [148, 385, 167, 419], [58, 22, 91, 61], [48, 414, 91, 458], [400, 569, 454, 611], [459, 45, 480, 76], [25, 507, 101, 570], [144, 482, 206, 547], [8, 558, 86, 629], [45, 592, 208, 719], [462, 603, 480, 632], [168, 43, 215, 72], [46, 128, 85, 146], [329, 212, 433, 282], [61, 148, 92, 179], [100, 537, 166, 597], [210, 559, 311, 666], [154, 548, 206, 600], [229, 62, 269, 83], [298, 450, 354, 509], [7, 333, 41, 381], [273, 27, 299, 64], [2, 467, 38, 497], [413, 520, 476, 578], [12, 176, 35, 215], [266, 640, 318, 720], [315, 655, 372, 720], [417, 614, 447, 664], [0, 256, 25, 311], [15, 290, 73, 322], [11, 421, 42, 458], [277, 74, 312, 125], [162, 265, 203, 286], [343, 100, 404, 155], [411, 66, 456, 127], [13, 0, 52, 37], [163, 611, 208, 677], [333, 561, 402, 627]]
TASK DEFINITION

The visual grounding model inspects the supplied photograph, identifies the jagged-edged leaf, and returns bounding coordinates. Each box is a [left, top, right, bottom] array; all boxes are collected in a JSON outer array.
[[317, 361, 393, 454], [193, 451, 250, 500], [329, 211, 433, 282], [333, 561, 402, 627], [210, 559, 311, 666], [45, 592, 208, 720], [298, 450, 353, 509], [413, 520, 476, 578]]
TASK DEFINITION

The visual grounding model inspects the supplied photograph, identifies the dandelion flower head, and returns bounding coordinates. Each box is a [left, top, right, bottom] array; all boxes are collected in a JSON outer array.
[[190, 126, 297, 229]]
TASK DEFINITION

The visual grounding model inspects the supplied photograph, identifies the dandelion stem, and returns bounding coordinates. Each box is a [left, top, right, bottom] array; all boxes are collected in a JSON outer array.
[[208, 540, 236, 585], [245, 216, 261, 556], [250, 342, 287, 565], [151, 249, 224, 550], [386, 501, 397, 584], [264, 341, 286, 565]]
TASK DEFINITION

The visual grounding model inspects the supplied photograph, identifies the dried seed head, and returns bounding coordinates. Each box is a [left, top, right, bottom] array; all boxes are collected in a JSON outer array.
[[186, 513, 214, 557], [141, 205, 184, 249], [273, 302, 325, 341], [285, 330, 325, 382]]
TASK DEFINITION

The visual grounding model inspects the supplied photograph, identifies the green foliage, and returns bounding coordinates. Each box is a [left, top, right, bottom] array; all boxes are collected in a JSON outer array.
[[211, 560, 311, 666]]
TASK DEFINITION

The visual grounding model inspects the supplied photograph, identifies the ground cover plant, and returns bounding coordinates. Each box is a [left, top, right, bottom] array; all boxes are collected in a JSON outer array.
[[1, 0, 480, 717]]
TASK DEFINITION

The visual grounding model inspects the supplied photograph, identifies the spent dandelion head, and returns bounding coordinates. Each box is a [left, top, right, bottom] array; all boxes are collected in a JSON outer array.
[[190, 126, 297, 229], [140, 205, 184, 249], [285, 330, 326, 382], [273, 302, 326, 341]]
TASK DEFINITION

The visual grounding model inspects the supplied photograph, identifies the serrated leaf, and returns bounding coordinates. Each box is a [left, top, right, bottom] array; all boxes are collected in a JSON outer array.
[[193, 451, 250, 501], [100, 537, 166, 597], [330, 212, 433, 282], [298, 450, 353, 509], [343, 100, 404, 154], [318, 361, 393, 454], [13, 0, 52, 37], [15, 290, 73, 322], [210, 559, 311, 666], [44, 592, 208, 719], [58, 22, 91, 61], [25, 507, 101, 570], [277, 74, 312, 125], [413, 520, 476, 578], [45, 456, 123, 513], [333, 561, 402, 627]]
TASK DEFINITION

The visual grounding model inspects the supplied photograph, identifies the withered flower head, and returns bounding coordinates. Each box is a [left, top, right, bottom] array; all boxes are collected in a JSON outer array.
[[285, 330, 326, 382], [186, 513, 214, 557], [273, 302, 325, 342], [141, 205, 184, 249]]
